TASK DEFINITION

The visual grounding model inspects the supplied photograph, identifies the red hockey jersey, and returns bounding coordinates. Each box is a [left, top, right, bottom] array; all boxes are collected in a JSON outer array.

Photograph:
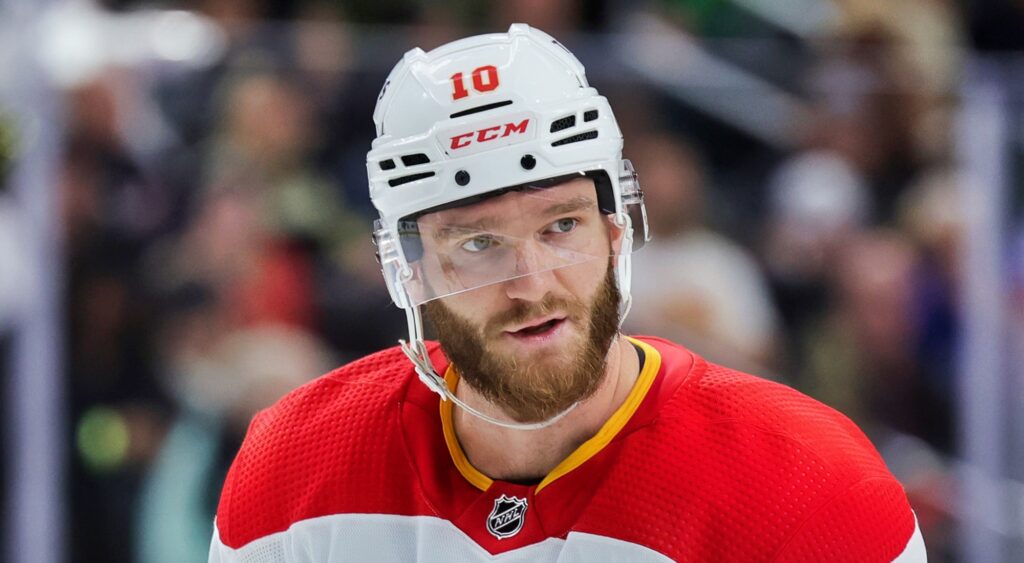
[[210, 336, 926, 562]]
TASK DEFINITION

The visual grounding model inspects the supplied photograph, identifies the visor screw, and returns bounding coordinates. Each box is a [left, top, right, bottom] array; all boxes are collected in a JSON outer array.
[[520, 154, 536, 170], [455, 170, 470, 186]]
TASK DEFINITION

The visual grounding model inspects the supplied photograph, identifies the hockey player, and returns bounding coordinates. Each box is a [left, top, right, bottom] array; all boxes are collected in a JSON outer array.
[[209, 24, 927, 562]]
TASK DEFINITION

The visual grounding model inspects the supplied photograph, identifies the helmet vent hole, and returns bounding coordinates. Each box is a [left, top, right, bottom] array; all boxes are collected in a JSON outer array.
[[401, 153, 430, 166], [550, 115, 576, 133], [388, 171, 435, 187], [583, 109, 598, 122], [449, 100, 513, 119], [551, 130, 598, 147], [379, 159, 396, 171]]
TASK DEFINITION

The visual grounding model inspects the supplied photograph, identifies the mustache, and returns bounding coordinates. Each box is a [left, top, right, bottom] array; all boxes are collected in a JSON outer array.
[[485, 294, 584, 335]]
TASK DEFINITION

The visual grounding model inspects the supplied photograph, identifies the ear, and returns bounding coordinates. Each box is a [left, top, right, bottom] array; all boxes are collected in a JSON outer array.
[[415, 252, 462, 302], [607, 215, 626, 256]]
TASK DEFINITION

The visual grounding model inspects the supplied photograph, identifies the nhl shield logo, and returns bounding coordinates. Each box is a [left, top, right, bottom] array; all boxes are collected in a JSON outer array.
[[486, 494, 528, 539]]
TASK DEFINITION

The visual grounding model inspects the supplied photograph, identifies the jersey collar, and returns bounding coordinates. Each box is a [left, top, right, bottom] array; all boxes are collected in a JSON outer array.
[[439, 336, 663, 493]]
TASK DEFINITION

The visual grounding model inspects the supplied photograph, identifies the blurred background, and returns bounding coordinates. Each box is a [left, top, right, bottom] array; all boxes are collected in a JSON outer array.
[[1, 0, 1022, 561]]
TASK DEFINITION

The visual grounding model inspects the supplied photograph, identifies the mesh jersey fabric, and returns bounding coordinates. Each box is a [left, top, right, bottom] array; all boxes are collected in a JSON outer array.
[[212, 336, 918, 562]]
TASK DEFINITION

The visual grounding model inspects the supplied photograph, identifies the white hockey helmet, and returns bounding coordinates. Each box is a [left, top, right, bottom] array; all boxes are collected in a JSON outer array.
[[366, 24, 649, 429]]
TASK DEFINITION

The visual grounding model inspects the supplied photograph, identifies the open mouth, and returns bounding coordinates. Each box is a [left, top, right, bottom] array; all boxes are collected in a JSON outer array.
[[507, 317, 566, 339]]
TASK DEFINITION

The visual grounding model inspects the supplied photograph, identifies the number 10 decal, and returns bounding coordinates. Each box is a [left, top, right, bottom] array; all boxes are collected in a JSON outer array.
[[451, 65, 500, 100]]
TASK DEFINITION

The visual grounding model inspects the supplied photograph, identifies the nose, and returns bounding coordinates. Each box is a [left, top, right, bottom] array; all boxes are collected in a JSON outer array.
[[503, 241, 557, 301], [503, 268, 557, 301]]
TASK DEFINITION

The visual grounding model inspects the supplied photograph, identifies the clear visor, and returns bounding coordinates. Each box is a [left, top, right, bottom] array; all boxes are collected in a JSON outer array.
[[389, 173, 642, 305]]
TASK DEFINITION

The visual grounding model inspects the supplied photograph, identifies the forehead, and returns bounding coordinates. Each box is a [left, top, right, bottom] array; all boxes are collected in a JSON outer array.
[[419, 176, 598, 227]]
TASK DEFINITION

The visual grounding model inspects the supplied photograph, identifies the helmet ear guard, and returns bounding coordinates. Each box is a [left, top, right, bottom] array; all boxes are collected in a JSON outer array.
[[611, 159, 649, 247]]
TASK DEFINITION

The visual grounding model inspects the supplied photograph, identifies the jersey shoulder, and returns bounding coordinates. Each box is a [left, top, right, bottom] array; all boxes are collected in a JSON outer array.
[[635, 336, 893, 476], [677, 361, 918, 561], [215, 344, 434, 550], [675, 358, 892, 477], [585, 342, 917, 561]]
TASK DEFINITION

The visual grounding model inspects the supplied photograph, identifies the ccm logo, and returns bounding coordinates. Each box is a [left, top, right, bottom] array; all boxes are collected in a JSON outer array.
[[450, 119, 529, 150]]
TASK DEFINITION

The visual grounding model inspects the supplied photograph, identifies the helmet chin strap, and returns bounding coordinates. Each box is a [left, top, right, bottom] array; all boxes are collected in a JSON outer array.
[[614, 213, 636, 327], [394, 215, 635, 432], [398, 301, 579, 431]]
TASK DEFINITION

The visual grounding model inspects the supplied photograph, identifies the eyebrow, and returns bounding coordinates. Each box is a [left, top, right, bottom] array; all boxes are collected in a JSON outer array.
[[431, 195, 597, 242], [432, 218, 501, 242], [540, 196, 596, 217]]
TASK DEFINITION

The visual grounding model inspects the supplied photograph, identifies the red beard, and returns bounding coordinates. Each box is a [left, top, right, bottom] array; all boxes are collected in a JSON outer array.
[[425, 265, 620, 423]]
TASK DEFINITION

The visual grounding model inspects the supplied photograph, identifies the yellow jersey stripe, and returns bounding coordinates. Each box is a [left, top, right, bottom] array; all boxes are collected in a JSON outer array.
[[439, 336, 662, 493]]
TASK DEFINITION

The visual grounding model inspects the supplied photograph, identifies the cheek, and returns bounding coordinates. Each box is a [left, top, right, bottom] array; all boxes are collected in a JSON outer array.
[[555, 259, 608, 305], [439, 287, 499, 325]]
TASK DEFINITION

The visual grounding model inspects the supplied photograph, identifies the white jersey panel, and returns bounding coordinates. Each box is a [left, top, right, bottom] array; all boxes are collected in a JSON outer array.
[[211, 512, 925, 563], [891, 515, 927, 563], [209, 514, 674, 563]]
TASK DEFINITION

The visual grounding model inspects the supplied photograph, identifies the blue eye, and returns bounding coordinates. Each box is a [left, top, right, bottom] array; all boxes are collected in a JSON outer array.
[[460, 235, 497, 253], [550, 218, 578, 234]]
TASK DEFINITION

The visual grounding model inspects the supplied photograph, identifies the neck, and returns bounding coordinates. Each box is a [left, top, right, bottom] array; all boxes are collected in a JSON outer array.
[[451, 334, 640, 483]]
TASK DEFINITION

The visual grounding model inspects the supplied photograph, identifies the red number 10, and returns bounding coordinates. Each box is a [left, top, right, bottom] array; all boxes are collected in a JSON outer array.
[[451, 65, 500, 100]]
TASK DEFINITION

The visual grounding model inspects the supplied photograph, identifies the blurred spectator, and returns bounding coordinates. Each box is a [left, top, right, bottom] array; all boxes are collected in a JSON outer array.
[[154, 187, 317, 329], [796, 206, 960, 557], [897, 169, 963, 282], [204, 71, 363, 252], [798, 229, 953, 451], [180, 68, 403, 354], [61, 71, 175, 563], [803, 26, 927, 224], [187, 0, 269, 41], [897, 168, 962, 399], [833, 0, 964, 161], [63, 73, 176, 256], [137, 320, 333, 563], [766, 149, 871, 279], [626, 132, 781, 371], [763, 23, 936, 339]]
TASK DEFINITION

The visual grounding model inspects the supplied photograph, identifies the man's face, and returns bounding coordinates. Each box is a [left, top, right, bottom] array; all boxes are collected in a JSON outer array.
[[418, 178, 622, 423]]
